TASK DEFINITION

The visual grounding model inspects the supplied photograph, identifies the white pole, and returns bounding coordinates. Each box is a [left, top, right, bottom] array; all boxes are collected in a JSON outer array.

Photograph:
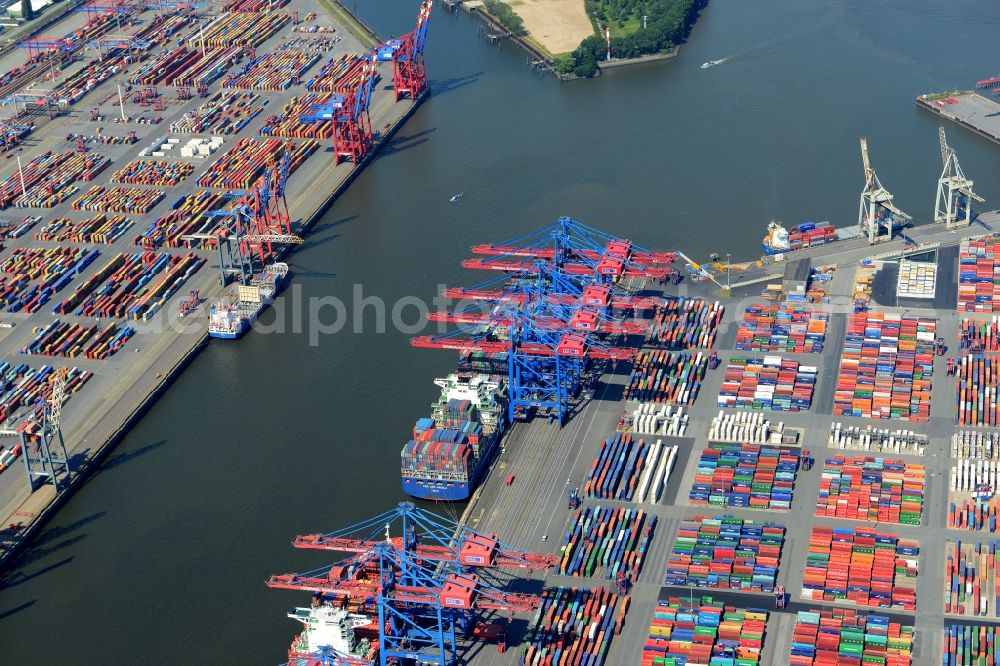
[[16, 154, 25, 195], [117, 83, 126, 120]]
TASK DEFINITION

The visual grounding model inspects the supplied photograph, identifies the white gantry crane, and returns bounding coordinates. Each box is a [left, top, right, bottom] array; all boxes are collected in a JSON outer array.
[[858, 137, 911, 244], [936, 126, 984, 228]]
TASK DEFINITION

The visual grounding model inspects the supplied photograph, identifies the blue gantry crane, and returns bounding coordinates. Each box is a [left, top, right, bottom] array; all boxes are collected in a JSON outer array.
[[269, 503, 552, 666]]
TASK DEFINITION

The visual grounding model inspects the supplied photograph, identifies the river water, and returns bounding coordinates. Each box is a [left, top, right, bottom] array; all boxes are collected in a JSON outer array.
[[1, 0, 999, 662]]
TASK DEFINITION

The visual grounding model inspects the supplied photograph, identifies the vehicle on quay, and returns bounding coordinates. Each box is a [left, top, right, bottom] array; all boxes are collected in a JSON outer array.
[[401, 373, 508, 501], [208, 263, 288, 339]]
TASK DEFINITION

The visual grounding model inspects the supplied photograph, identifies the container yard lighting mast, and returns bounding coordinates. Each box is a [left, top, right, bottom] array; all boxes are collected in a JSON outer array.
[[858, 137, 911, 244], [935, 126, 984, 229], [269, 502, 553, 666]]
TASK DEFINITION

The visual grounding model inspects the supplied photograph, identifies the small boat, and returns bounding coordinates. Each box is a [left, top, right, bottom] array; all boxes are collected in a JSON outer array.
[[701, 60, 722, 69], [450, 193, 463, 202]]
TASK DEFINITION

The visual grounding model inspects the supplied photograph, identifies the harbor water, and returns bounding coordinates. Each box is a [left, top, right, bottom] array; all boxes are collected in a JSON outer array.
[[1, 0, 999, 662]]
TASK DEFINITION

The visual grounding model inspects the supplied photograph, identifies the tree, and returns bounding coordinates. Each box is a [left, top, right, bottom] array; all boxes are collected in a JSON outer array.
[[22, 0, 34, 19]]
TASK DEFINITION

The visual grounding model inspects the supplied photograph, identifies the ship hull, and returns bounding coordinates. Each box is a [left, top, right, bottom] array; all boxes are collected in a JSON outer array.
[[402, 430, 500, 501], [208, 274, 285, 340]]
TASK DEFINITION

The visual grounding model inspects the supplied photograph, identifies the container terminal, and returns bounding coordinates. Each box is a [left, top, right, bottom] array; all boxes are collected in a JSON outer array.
[[0, 0, 431, 566], [266, 126, 1000, 666]]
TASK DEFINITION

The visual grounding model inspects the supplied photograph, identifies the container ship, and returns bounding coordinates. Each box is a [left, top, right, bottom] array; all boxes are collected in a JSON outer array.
[[208, 262, 288, 339], [284, 603, 378, 665], [762, 220, 851, 255], [401, 373, 508, 501]]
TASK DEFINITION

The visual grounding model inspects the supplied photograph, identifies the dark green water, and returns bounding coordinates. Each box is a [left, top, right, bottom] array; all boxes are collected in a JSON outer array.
[[1, 0, 999, 662]]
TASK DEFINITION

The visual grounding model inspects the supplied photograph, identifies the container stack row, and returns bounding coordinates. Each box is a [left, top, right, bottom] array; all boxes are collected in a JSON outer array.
[[949, 458, 1000, 532], [834, 313, 936, 421], [956, 355, 999, 426], [169, 90, 265, 135], [111, 160, 195, 187], [52, 252, 204, 321], [735, 304, 828, 353], [960, 316, 1000, 351], [0, 151, 111, 209], [944, 540, 1000, 617], [895, 258, 937, 299], [828, 423, 927, 456], [223, 50, 321, 91], [689, 442, 799, 511], [0, 246, 98, 314], [583, 433, 676, 504], [709, 410, 798, 446], [133, 191, 230, 249], [958, 237, 1000, 313], [522, 586, 622, 666], [196, 11, 290, 48], [665, 515, 784, 593], [642, 598, 767, 666], [0, 363, 92, 422], [623, 350, 707, 405], [196, 137, 318, 189], [790, 609, 913, 666], [802, 526, 918, 610], [943, 624, 999, 666], [20, 320, 135, 360], [260, 92, 337, 140], [718, 356, 816, 411], [629, 403, 688, 437], [815, 456, 924, 525], [953, 430, 1000, 461], [583, 433, 648, 501], [559, 506, 655, 580], [71, 185, 165, 215], [34, 214, 134, 245], [648, 297, 724, 349]]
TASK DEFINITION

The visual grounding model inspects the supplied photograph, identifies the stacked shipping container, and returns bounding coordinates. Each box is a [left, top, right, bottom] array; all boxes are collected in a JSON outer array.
[[559, 506, 655, 580], [522, 586, 622, 666], [789, 609, 913, 665], [642, 598, 768, 666], [718, 356, 817, 411], [960, 317, 1000, 351], [689, 443, 799, 510], [958, 238, 1000, 312], [815, 456, 924, 525], [828, 423, 927, 456], [583, 433, 676, 503], [943, 624, 999, 665], [665, 515, 785, 593], [833, 313, 936, 421], [648, 297, 724, 349], [956, 355, 999, 426], [802, 526, 918, 610], [623, 351, 707, 405], [944, 540, 1000, 617], [34, 214, 134, 245], [735, 304, 828, 353]]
